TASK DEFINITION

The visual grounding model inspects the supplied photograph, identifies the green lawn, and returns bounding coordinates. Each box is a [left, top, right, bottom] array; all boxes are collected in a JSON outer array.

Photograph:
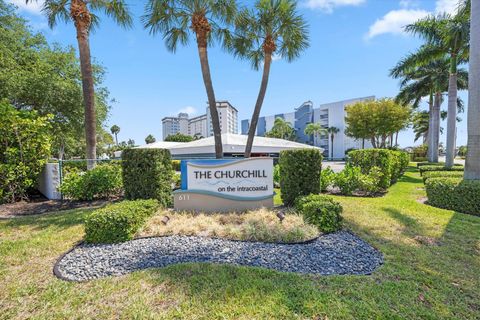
[[1, 167, 479, 319]]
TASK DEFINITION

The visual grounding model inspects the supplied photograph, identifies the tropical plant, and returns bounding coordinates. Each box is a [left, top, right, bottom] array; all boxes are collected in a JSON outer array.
[[411, 110, 448, 143], [164, 133, 194, 142], [465, 0, 480, 179], [143, 0, 238, 159], [26, 0, 132, 169], [327, 127, 340, 159], [229, 0, 308, 157], [405, 11, 470, 167], [304, 123, 327, 145], [110, 125, 120, 145], [265, 117, 296, 141], [145, 134, 156, 144]]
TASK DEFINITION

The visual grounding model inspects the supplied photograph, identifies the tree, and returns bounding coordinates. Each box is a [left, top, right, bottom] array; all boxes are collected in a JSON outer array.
[[412, 110, 448, 144], [327, 127, 340, 159], [145, 134, 156, 144], [27, 0, 132, 169], [143, 0, 237, 159], [127, 139, 135, 147], [110, 125, 120, 145], [230, 0, 308, 157], [465, 0, 480, 179], [164, 133, 194, 142], [265, 117, 296, 141], [345, 99, 411, 149], [304, 123, 327, 145], [406, 11, 469, 167]]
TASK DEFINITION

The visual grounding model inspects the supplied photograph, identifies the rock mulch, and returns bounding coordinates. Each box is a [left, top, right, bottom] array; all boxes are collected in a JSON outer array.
[[54, 231, 383, 281]]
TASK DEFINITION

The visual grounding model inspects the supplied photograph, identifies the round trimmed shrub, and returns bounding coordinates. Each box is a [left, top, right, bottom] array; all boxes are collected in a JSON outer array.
[[302, 200, 343, 233], [279, 149, 322, 206]]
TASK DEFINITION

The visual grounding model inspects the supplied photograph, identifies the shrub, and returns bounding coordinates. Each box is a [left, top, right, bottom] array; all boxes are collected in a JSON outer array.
[[358, 166, 383, 195], [0, 103, 51, 203], [59, 164, 123, 200], [84, 200, 159, 243], [425, 178, 480, 216], [172, 172, 181, 189], [279, 149, 322, 206], [273, 164, 280, 188], [412, 145, 428, 161], [348, 149, 409, 189], [301, 200, 343, 233], [422, 171, 464, 183], [417, 162, 462, 168], [122, 149, 173, 207], [333, 164, 361, 195], [419, 165, 464, 175], [320, 167, 335, 192], [294, 194, 338, 212], [62, 160, 121, 177], [171, 160, 181, 172]]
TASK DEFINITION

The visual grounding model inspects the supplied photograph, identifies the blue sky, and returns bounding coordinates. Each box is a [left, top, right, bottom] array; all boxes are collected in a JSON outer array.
[[8, 0, 468, 148]]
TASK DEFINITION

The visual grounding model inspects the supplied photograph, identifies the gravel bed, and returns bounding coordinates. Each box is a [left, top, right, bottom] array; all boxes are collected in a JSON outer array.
[[55, 231, 383, 281]]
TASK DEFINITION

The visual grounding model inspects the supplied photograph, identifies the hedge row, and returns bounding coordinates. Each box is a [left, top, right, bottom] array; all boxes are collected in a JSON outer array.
[[279, 149, 322, 206], [419, 165, 464, 175], [425, 178, 480, 216], [348, 149, 409, 189], [84, 199, 159, 243], [122, 149, 173, 207], [422, 170, 464, 183], [416, 162, 463, 168]]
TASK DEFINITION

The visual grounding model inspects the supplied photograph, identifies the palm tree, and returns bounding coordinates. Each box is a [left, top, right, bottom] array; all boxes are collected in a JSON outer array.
[[265, 117, 296, 141], [229, 0, 308, 158], [110, 125, 120, 145], [145, 134, 156, 144], [465, 0, 480, 179], [27, 0, 132, 169], [327, 127, 339, 159], [143, 0, 237, 159], [406, 11, 469, 167], [412, 110, 449, 143], [304, 123, 326, 146], [391, 50, 468, 163]]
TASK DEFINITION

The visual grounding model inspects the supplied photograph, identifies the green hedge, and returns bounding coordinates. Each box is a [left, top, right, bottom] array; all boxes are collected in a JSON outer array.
[[422, 171, 464, 183], [295, 194, 343, 233], [279, 149, 322, 206], [122, 149, 173, 207], [425, 178, 480, 216], [171, 160, 181, 172], [419, 165, 464, 175], [348, 149, 409, 189], [416, 162, 463, 168], [84, 200, 159, 243]]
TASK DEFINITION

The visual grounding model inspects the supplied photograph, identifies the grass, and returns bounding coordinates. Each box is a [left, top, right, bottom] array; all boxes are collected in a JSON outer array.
[[1, 166, 479, 319], [140, 208, 319, 243]]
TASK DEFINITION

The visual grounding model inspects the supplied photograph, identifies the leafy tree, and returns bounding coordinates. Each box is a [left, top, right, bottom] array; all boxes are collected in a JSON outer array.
[[28, 0, 132, 169], [110, 125, 120, 145], [327, 127, 340, 159], [0, 101, 52, 203], [406, 10, 469, 167], [265, 117, 296, 141], [304, 123, 326, 145], [145, 134, 156, 144], [164, 133, 194, 142], [230, 0, 308, 157], [127, 139, 135, 147], [465, 0, 480, 179], [143, 0, 237, 159], [193, 133, 204, 140], [345, 99, 411, 149]]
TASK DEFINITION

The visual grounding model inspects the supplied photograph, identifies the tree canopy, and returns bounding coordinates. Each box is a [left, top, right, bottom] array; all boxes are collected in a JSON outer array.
[[265, 117, 296, 141], [164, 133, 194, 142]]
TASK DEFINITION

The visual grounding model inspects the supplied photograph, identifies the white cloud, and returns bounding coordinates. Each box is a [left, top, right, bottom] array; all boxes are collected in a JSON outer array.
[[6, 0, 44, 15], [399, 0, 419, 8], [365, 9, 429, 39], [434, 0, 460, 14], [304, 0, 365, 13], [179, 106, 197, 115]]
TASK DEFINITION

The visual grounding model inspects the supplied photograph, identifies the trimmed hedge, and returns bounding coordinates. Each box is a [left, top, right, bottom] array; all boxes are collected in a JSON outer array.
[[425, 178, 480, 216], [279, 149, 322, 206], [122, 149, 173, 207], [419, 165, 464, 175], [84, 200, 159, 243], [422, 171, 464, 183], [417, 162, 463, 168], [348, 149, 409, 189], [295, 194, 343, 233]]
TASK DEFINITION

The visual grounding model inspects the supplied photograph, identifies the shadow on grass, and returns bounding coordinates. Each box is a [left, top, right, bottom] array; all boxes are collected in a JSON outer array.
[[2, 208, 89, 231]]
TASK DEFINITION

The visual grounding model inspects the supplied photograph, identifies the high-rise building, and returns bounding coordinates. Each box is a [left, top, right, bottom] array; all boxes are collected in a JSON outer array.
[[206, 101, 238, 137], [188, 114, 208, 138], [241, 96, 375, 158], [162, 112, 189, 140]]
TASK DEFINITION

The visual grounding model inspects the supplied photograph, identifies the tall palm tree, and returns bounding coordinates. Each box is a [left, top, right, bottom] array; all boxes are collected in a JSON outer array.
[[265, 117, 295, 140], [229, 0, 308, 158], [27, 0, 132, 169], [110, 124, 120, 145], [465, 0, 480, 179], [327, 127, 339, 159], [143, 0, 237, 159], [391, 50, 468, 162], [304, 123, 326, 146], [406, 12, 469, 167]]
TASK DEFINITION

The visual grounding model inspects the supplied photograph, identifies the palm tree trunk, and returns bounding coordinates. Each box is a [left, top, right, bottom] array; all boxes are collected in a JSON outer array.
[[75, 23, 96, 169], [427, 93, 434, 162], [445, 55, 458, 168], [115, 133, 118, 145], [431, 92, 441, 163], [245, 53, 272, 158], [330, 134, 334, 159], [465, 0, 480, 179], [362, 138, 365, 149], [197, 44, 223, 158]]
